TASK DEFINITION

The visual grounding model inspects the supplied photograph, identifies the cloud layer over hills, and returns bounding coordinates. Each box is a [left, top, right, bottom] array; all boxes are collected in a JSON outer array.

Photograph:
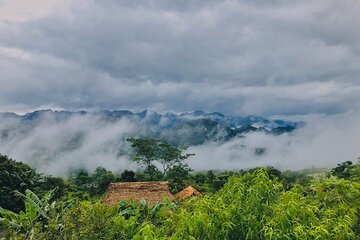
[[0, 110, 358, 175]]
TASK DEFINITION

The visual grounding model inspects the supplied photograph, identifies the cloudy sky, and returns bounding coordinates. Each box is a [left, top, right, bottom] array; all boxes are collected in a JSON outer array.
[[1, 0, 360, 115], [1, 0, 360, 172]]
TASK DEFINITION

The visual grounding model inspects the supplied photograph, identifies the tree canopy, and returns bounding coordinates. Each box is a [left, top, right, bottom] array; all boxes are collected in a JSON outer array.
[[127, 138, 194, 179], [330, 161, 353, 179]]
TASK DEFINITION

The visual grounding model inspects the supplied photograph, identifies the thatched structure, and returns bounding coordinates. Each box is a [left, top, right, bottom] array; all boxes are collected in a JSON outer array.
[[175, 186, 201, 201], [103, 181, 174, 206]]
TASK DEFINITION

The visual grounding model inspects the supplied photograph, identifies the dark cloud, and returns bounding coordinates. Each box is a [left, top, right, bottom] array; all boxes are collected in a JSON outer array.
[[0, 0, 359, 115]]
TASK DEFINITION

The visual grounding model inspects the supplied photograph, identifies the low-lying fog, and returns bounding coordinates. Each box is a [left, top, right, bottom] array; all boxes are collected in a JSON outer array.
[[0, 112, 359, 175]]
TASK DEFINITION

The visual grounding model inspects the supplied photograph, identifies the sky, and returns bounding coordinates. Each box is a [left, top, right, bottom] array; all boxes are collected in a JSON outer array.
[[0, 0, 359, 173], [0, 0, 359, 115]]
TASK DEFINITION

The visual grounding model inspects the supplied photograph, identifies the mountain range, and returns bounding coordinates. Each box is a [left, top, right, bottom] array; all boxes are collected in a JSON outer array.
[[0, 109, 303, 146]]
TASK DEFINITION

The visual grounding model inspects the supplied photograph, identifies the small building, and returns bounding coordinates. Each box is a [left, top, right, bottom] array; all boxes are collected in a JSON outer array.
[[103, 181, 174, 206], [174, 186, 202, 201]]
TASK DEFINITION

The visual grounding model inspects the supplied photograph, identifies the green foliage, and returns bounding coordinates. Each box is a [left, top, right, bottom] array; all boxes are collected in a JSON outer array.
[[68, 167, 120, 198], [1, 156, 360, 239], [350, 161, 360, 182], [120, 170, 136, 182], [165, 164, 192, 193], [168, 168, 282, 240], [0, 189, 57, 239], [264, 177, 360, 239], [156, 141, 194, 177], [0, 154, 43, 213], [330, 161, 353, 179], [26, 198, 176, 240], [58, 201, 117, 239], [40, 176, 69, 200], [186, 170, 239, 193], [91, 167, 119, 196], [127, 138, 194, 180], [0, 154, 67, 213], [281, 170, 313, 190], [127, 138, 161, 169]]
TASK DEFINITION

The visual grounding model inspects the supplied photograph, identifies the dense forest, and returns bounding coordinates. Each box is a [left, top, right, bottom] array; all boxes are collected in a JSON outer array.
[[0, 138, 359, 239]]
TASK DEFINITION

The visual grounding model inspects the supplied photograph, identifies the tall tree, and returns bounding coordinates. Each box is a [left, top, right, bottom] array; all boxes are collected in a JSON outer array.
[[127, 138, 161, 171], [127, 138, 194, 179], [157, 141, 194, 177]]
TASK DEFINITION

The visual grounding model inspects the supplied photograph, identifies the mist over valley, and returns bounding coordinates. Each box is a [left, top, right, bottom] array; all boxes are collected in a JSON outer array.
[[0, 109, 358, 175]]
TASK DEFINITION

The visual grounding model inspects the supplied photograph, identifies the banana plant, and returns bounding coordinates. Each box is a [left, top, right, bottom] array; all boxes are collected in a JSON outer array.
[[0, 188, 57, 239]]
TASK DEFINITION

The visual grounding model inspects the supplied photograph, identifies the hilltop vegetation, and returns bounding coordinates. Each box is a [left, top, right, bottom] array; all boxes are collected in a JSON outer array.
[[1, 142, 360, 239]]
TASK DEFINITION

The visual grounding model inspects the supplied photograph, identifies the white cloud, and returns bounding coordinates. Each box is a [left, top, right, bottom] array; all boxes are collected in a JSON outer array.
[[0, 114, 137, 175], [0, 0, 359, 115], [188, 111, 360, 170]]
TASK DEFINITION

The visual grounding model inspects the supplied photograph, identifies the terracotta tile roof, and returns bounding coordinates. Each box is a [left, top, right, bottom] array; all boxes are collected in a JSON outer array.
[[103, 181, 174, 206]]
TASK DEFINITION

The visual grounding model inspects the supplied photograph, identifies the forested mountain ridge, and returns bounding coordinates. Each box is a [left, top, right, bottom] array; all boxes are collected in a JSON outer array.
[[0, 109, 302, 146]]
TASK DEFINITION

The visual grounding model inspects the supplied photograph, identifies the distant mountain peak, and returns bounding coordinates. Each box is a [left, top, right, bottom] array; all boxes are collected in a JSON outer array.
[[210, 112, 225, 117], [0, 109, 303, 145]]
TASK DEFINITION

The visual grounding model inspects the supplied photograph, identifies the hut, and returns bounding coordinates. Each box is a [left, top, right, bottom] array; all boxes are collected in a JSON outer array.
[[103, 181, 174, 206], [175, 186, 201, 201]]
